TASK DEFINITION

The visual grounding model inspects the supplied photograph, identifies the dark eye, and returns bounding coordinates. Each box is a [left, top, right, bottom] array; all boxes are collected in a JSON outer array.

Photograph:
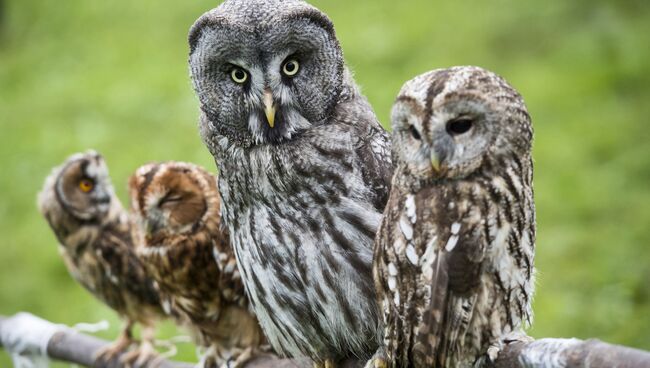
[[230, 67, 248, 84], [446, 118, 473, 135], [409, 125, 421, 140], [282, 59, 300, 77]]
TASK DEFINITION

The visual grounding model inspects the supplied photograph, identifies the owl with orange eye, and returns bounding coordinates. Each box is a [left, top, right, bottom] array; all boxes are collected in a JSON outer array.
[[38, 150, 166, 367]]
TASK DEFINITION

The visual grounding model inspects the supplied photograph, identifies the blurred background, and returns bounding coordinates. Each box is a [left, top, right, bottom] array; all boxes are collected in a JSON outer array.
[[1, 0, 649, 365]]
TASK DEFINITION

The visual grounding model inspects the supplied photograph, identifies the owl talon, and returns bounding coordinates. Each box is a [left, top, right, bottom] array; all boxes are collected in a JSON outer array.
[[486, 346, 500, 363], [313, 359, 336, 368], [94, 331, 133, 366], [364, 348, 388, 368], [220, 346, 255, 368], [120, 340, 161, 368], [474, 331, 534, 367], [198, 346, 219, 368], [364, 358, 388, 368], [501, 331, 534, 345]]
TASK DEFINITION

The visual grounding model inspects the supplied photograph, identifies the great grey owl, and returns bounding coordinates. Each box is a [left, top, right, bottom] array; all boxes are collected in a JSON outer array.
[[37, 151, 165, 366], [373, 66, 536, 367], [188, 0, 392, 366], [129, 161, 266, 367]]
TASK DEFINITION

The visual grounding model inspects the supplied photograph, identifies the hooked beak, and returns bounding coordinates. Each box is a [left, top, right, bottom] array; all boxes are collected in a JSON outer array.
[[430, 150, 441, 172], [429, 130, 453, 173], [145, 219, 161, 237], [263, 89, 276, 128]]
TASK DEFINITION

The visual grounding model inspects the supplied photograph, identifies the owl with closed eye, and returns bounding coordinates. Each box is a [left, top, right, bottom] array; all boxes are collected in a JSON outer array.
[[372, 66, 536, 367], [189, 1, 392, 366], [129, 161, 266, 368], [37, 151, 165, 367]]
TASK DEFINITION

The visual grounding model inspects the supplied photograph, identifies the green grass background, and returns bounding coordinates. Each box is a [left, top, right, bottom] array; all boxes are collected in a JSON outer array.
[[1, 0, 649, 365]]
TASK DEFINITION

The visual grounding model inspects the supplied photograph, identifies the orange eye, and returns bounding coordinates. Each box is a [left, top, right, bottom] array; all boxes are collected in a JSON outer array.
[[79, 179, 94, 193]]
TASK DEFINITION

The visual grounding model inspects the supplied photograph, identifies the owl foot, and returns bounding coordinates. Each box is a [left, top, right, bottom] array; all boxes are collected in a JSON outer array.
[[198, 345, 222, 368], [94, 332, 134, 366], [120, 339, 163, 368], [363, 358, 388, 368], [363, 347, 388, 368], [217, 346, 256, 368], [474, 331, 534, 367], [197, 353, 217, 368], [313, 358, 336, 368]]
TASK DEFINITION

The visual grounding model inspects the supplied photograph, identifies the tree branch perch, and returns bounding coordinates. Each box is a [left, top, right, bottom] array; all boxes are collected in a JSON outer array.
[[1, 312, 649, 368]]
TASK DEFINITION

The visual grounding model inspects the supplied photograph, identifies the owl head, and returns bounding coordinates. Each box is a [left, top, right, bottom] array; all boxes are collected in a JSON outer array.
[[38, 150, 117, 225], [129, 162, 221, 243], [189, 0, 344, 147], [391, 66, 532, 184]]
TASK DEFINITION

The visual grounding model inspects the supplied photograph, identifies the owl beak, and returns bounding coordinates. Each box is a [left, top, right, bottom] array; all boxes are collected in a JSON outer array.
[[263, 89, 276, 128], [145, 221, 155, 236], [430, 151, 441, 172], [145, 219, 161, 236]]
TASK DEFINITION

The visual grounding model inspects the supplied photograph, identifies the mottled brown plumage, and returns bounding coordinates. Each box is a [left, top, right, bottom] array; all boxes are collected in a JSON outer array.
[[37, 150, 165, 366], [373, 66, 536, 367], [129, 161, 265, 367]]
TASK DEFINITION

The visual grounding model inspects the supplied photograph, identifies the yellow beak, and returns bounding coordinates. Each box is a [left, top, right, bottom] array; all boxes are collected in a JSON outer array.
[[263, 89, 276, 128], [145, 221, 155, 237], [431, 150, 441, 172]]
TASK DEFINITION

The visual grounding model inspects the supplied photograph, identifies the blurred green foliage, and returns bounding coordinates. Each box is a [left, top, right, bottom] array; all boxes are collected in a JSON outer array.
[[1, 0, 649, 365]]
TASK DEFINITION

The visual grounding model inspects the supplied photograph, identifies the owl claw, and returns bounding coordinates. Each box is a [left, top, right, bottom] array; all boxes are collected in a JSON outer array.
[[364, 348, 388, 368], [362, 357, 388, 368], [94, 333, 133, 366], [120, 339, 162, 368], [374, 359, 388, 368], [200, 345, 256, 368], [313, 359, 336, 368], [486, 346, 500, 363], [474, 331, 534, 367]]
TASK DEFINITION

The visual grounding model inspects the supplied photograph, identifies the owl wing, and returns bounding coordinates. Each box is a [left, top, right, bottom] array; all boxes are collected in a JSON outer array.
[[212, 231, 248, 306], [93, 221, 161, 319], [354, 117, 393, 211], [420, 212, 487, 366], [332, 81, 393, 211]]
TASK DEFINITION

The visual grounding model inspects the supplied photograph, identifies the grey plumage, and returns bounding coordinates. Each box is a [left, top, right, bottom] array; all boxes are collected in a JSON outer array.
[[189, 0, 391, 364], [374, 66, 535, 367]]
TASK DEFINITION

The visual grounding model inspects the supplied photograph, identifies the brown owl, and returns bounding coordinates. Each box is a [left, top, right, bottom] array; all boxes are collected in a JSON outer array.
[[128, 161, 266, 368], [373, 66, 536, 367], [37, 150, 165, 367]]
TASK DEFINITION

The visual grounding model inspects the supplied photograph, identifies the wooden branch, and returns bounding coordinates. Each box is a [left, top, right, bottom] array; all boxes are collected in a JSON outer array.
[[0, 313, 193, 368], [488, 337, 650, 368], [2, 312, 649, 368], [46, 328, 194, 368], [0, 313, 357, 368]]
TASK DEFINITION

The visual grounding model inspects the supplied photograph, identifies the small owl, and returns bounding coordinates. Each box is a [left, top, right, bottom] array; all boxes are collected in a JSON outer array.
[[128, 161, 266, 368], [189, 1, 392, 366], [37, 150, 165, 366], [373, 66, 536, 367]]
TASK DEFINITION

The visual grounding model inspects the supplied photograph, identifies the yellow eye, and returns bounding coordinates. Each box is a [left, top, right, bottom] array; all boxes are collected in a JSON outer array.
[[79, 179, 94, 193], [282, 59, 299, 77], [230, 68, 248, 84]]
